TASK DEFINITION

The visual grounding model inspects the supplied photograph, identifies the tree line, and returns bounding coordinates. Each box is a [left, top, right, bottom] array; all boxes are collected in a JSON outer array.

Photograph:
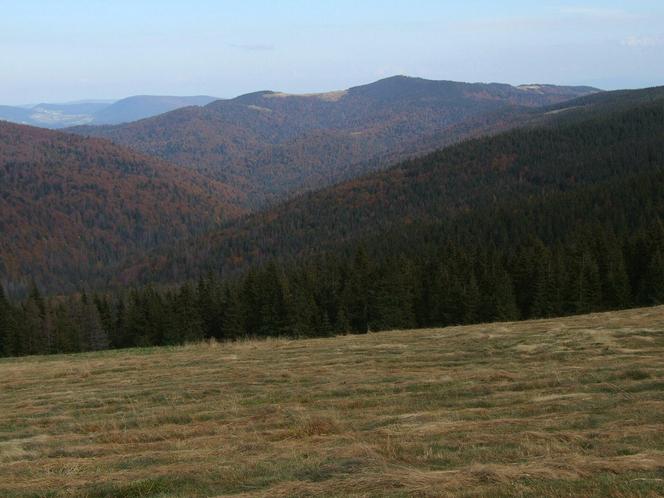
[[2, 218, 663, 357]]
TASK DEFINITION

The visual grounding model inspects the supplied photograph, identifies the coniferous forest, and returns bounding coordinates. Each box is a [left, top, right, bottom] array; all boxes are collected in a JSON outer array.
[[2, 221, 663, 357], [2, 91, 664, 357]]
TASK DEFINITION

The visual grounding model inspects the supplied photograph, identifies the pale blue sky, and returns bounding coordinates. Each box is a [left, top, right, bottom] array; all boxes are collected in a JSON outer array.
[[2, 0, 664, 104]]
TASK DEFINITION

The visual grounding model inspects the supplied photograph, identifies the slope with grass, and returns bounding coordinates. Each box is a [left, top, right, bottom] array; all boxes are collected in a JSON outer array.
[[1, 306, 663, 497]]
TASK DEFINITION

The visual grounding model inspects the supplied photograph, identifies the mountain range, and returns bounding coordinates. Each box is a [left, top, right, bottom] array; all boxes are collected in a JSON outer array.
[[109, 85, 664, 288], [70, 76, 599, 209], [5, 76, 664, 300], [0, 95, 218, 128]]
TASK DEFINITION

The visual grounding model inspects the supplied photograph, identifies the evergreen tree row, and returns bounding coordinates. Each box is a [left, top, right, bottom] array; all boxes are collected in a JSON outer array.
[[2, 220, 663, 357]]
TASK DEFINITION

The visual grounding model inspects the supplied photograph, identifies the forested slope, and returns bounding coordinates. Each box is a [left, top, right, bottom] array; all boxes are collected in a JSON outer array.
[[71, 76, 597, 208], [125, 89, 664, 285], [0, 122, 244, 295], [2, 89, 663, 356]]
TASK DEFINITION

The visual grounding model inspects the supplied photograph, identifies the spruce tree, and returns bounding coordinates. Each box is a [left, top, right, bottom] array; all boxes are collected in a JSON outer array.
[[198, 274, 223, 339], [22, 282, 48, 355], [346, 246, 370, 333], [173, 284, 204, 343], [575, 253, 602, 313], [0, 287, 10, 356], [641, 250, 664, 304], [492, 269, 519, 322], [221, 286, 245, 340], [463, 274, 481, 324], [80, 293, 109, 351]]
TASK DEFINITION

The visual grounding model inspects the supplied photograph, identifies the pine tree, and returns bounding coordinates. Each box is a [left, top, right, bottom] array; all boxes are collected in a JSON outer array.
[[198, 274, 223, 339], [221, 286, 245, 340], [463, 274, 481, 324], [641, 250, 664, 304], [51, 299, 80, 353], [80, 293, 109, 351], [491, 268, 519, 322], [22, 282, 49, 355], [335, 295, 352, 334], [511, 245, 538, 318], [438, 263, 464, 326], [602, 246, 631, 309], [575, 252, 602, 313], [0, 287, 12, 356], [368, 256, 416, 331], [346, 246, 370, 333], [288, 276, 318, 338], [241, 269, 261, 336], [319, 309, 335, 337], [124, 290, 152, 347], [112, 298, 128, 349], [94, 294, 115, 346], [172, 284, 203, 343]]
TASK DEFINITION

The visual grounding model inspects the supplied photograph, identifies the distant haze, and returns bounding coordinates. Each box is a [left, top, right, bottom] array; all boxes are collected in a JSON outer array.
[[0, 96, 219, 128], [1, 0, 664, 104]]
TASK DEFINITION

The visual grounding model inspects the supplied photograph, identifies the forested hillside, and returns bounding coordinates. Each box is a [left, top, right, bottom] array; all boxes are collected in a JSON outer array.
[[0, 122, 244, 296], [125, 88, 664, 283], [2, 88, 663, 356], [71, 76, 598, 208]]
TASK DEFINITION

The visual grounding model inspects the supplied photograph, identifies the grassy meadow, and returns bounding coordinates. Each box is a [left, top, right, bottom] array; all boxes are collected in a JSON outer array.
[[1, 306, 664, 497]]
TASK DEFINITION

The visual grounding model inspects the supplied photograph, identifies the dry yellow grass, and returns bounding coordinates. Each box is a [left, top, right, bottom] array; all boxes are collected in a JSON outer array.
[[1, 306, 664, 497]]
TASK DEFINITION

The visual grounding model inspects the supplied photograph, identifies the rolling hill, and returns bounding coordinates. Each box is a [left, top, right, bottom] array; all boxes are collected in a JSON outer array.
[[0, 122, 243, 295], [0, 105, 34, 124], [0, 95, 218, 128], [91, 95, 219, 125], [70, 76, 599, 209]]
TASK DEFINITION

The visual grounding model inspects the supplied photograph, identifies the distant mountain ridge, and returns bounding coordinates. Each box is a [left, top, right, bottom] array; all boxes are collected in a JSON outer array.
[[91, 95, 219, 125], [70, 76, 600, 209], [0, 95, 218, 128]]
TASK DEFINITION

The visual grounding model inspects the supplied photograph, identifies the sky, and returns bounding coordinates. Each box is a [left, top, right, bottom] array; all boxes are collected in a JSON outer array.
[[1, 0, 664, 104]]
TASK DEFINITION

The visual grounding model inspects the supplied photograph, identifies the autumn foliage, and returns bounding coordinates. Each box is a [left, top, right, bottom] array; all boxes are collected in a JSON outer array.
[[0, 121, 243, 294]]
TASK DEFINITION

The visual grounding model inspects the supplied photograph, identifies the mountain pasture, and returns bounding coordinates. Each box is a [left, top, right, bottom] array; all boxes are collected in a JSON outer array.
[[1, 307, 664, 497]]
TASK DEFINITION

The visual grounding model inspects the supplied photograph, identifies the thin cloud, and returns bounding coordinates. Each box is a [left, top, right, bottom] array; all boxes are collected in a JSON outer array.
[[229, 43, 275, 51], [559, 7, 642, 21], [622, 35, 664, 48], [455, 7, 641, 34]]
